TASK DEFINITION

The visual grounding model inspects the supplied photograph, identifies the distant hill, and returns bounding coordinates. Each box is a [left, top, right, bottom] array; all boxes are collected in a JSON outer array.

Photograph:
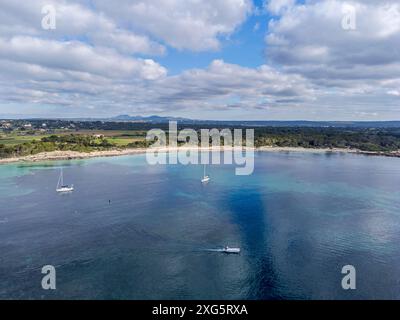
[[2, 114, 400, 128], [109, 116, 400, 128], [218, 120, 400, 128], [112, 115, 193, 123]]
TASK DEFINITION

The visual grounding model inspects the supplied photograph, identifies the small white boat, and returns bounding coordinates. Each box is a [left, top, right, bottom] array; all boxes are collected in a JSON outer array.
[[56, 186, 74, 193], [201, 164, 210, 183], [56, 168, 74, 193], [222, 246, 241, 254]]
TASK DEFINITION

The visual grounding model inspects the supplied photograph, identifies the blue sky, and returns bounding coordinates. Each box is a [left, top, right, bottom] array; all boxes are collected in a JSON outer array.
[[0, 0, 399, 120], [158, 0, 268, 74]]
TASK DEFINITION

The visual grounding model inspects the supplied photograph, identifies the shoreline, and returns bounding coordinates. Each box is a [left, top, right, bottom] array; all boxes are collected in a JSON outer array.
[[0, 146, 399, 165]]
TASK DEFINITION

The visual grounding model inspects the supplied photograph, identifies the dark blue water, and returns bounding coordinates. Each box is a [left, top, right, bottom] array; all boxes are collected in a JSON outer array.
[[0, 152, 400, 300]]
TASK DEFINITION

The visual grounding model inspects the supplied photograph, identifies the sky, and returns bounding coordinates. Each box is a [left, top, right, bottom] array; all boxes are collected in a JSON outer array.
[[0, 0, 399, 120]]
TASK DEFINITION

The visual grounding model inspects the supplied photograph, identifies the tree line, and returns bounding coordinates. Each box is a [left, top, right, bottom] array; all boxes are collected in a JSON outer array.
[[1, 127, 400, 159]]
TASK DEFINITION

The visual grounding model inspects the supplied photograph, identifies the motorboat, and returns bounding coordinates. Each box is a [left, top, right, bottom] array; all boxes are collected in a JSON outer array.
[[222, 246, 240, 254]]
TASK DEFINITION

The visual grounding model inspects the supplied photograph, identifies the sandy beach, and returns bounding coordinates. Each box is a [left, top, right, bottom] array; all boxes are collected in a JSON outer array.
[[1, 146, 399, 165]]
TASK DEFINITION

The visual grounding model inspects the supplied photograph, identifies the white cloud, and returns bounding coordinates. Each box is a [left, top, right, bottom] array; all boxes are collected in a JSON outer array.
[[266, 1, 400, 80], [388, 90, 400, 97], [92, 0, 253, 51], [152, 60, 313, 109], [266, 0, 296, 15], [0, 56, 313, 116], [0, 0, 399, 120], [0, 0, 166, 56], [264, 0, 400, 118], [0, 36, 166, 80]]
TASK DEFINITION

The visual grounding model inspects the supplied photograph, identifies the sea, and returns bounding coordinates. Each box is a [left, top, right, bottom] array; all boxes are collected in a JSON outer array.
[[0, 151, 399, 299]]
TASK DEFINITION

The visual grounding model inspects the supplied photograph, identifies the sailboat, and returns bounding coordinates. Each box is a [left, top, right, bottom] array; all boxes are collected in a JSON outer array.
[[56, 168, 74, 193], [201, 164, 210, 183]]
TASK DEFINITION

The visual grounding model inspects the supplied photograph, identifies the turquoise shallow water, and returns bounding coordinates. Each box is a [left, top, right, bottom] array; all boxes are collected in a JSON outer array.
[[0, 152, 400, 299]]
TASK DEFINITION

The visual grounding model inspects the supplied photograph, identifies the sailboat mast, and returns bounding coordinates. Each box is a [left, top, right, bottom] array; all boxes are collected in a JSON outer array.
[[56, 167, 74, 192], [57, 168, 64, 188]]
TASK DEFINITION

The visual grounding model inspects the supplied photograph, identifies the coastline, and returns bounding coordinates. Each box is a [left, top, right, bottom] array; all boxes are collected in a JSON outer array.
[[1, 146, 399, 165]]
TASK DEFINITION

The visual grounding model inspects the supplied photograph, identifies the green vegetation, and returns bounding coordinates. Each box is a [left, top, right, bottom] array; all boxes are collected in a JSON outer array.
[[1, 120, 400, 159], [253, 127, 400, 152], [0, 134, 116, 158], [0, 133, 49, 145]]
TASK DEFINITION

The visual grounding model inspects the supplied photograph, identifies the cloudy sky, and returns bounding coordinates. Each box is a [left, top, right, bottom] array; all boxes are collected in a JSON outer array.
[[0, 0, 399, 120]]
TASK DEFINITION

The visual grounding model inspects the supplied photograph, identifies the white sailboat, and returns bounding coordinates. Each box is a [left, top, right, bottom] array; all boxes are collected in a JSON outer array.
[[201, 164, 210, 183], [56, 168, 74, 193]]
